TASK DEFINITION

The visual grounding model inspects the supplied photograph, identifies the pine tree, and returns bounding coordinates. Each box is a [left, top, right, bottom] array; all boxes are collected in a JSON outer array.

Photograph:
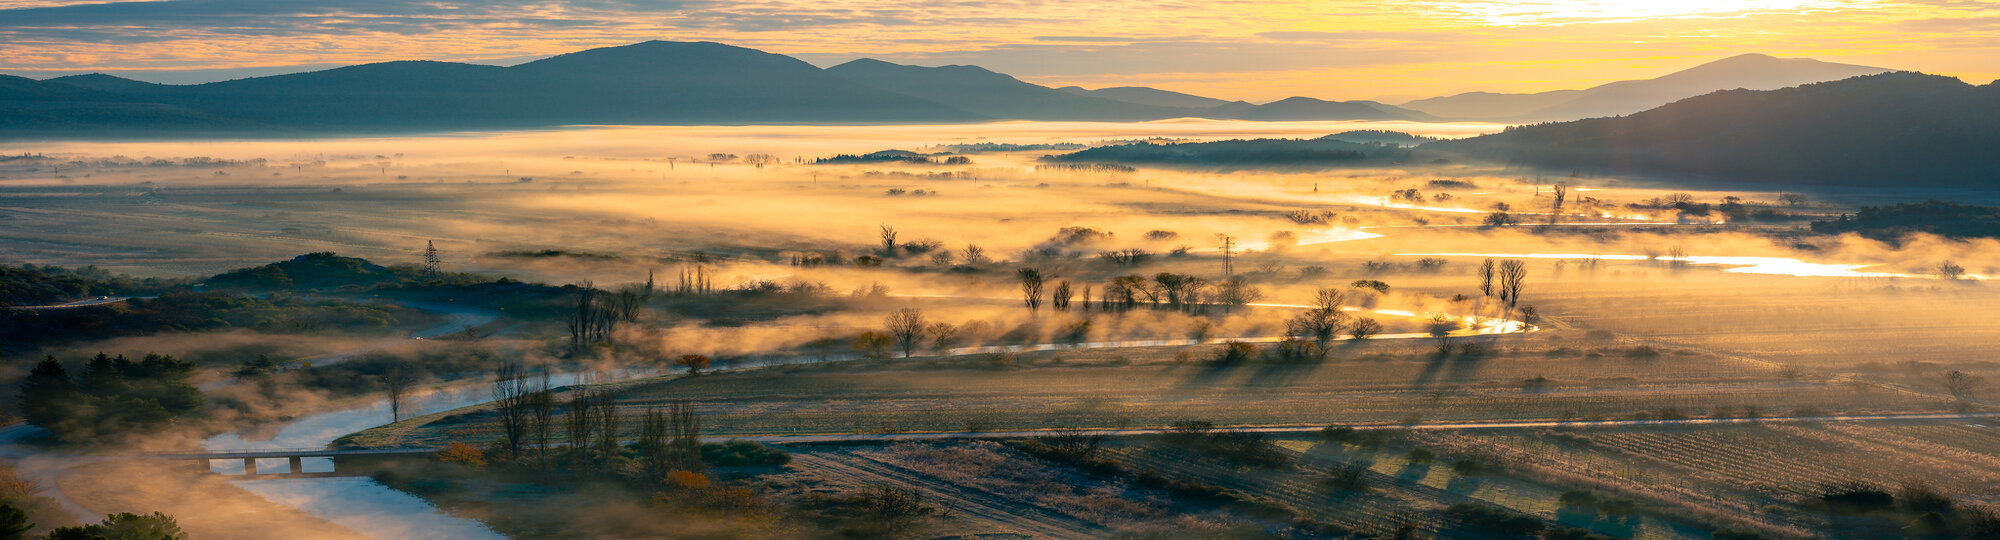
[[18, 357, 78, 430]]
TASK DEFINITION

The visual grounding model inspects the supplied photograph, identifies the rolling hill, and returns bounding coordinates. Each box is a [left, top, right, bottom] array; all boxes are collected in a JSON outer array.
[[1426, 72, 2000, 186], [1402, 54, 1891, 122]]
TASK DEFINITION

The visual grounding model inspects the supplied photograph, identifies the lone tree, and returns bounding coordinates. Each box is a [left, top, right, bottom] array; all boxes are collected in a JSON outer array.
[[675, 354, 712, 374], [1427, 314, 1461, 355], [1017, 268, 1046, 311], [1548, 184, 1567, 225], [1937, 261, 1967, 280], [1285, 289, 1349, 359], [961, 244, 989, 266], [1498, 259, 1527, 308], [1349, 318, 1382, 340], [1051, 281, 1074, 311], [383, 364, 417, 422], [1478, 258, 1496, 297], [1942, 370, 1983, 404], [492, 362, 533, 460], [884, 308, 928, 358], [878, 225, 899, 257]]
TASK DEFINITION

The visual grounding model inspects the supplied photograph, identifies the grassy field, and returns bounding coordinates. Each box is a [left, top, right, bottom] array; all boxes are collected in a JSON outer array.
[[342, 331, 1962, 449]]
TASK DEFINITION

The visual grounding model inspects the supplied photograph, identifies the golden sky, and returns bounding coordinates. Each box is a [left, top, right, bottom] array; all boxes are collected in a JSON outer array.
[[0, 0, 1995, 101]]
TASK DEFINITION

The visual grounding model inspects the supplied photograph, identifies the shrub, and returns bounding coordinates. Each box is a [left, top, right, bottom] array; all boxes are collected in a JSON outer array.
[[1321, 462, 1372, 492], [1816, 483, 1895, 514], [436, 442, 486, 468], [701, 441, 790, 467], [1445, 502, 1544, 535], [1406, 448, 1435, 464], [1449, 458, 1485, 477], [1215, 341, 1259, 364], [1710, 527, 1769, 540]]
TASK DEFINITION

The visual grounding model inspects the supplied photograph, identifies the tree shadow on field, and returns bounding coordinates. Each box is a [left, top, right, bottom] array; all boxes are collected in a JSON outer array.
[[1245, 359, 1328, 387], [1396, 461, 1432, 483], [1410, 340, 1497, 388]]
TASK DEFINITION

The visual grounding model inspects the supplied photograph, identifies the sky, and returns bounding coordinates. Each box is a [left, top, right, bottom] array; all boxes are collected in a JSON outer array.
[[0, 0, 1995, 102]]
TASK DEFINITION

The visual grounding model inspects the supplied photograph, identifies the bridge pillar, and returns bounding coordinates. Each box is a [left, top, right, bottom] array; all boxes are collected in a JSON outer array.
[[289, 456, 303, 474], [244, 457, 258, 475]]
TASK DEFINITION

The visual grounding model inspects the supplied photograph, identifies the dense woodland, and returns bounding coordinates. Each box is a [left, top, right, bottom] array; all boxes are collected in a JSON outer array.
[[1811, 200, 2000, 240], [1043, 138, 1415, 167]]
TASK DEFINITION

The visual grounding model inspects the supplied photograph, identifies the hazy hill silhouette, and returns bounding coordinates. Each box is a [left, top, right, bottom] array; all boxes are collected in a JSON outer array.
[[1222, 96, 1439, 122], [1428, 72, 2000, 186], [1055, 85, 1238, 109], [827, 59, 1204, 120], [1403, 54, 1890, 122], [0, 74, 269, 134], [2, 41, 985, 136]]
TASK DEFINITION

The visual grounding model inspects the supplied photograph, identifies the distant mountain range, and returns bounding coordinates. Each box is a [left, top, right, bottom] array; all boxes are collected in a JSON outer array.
[[1400, 54, 1891, 122], [0, 40, 1447, 137], [1426, 72, 2000, 186], [0, 42, 1919, 137]]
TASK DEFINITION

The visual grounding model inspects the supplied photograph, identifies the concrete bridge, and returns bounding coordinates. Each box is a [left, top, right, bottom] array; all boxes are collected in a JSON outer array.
[[111, 447, 441, 476]]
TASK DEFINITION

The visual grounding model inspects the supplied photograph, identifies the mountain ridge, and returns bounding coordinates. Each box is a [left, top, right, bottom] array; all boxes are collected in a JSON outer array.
[[1401, 53, 1891, 122]]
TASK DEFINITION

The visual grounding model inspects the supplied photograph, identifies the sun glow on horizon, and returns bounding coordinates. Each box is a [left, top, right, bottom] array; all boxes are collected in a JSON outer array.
[[1450, 0, 1880, 25]]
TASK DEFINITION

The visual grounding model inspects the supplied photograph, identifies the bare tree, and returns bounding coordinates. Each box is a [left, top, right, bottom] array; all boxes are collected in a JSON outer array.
[[1942, 370, 1983, 401], [1427, 314, 1461, 355], [493, 361, 532, 460], [1548, 184, 1567, 225], [1478, 258, 1496, 297], [670, 399, 703, 472], [639, 407, 670, 481], [383, 365, 417, 422], [1938, 261, 1967, 280], [1216, 276, 1262, 311], [564, 372, 602, 480], [1498, 259, 1527, 308], [567, 282, 612, 352], [529, 370, 554, 478], [595, 391, 619, 477], [929, 250, 954, 267], [677, 266, 713, 295], [927, 322, 961, 351], [962, 244, 989, 266], [1017, 268, 1046, 311], [1051, 281, 1074, 311], [879, 225, 899, 257], [1349, 318, 1382, 340], [885, 308, 927, 357], [1286, 289, 1349, 359]]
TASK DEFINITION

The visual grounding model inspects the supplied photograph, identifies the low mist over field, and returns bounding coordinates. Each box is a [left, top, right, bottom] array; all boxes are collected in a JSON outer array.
[[3, 5, 2000, 539]]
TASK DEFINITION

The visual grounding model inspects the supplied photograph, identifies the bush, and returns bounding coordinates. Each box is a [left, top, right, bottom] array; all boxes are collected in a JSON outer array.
[[1817, 483, 1895, 514], [1163, 421, 1293, 469], [1449, 458, 1485, 477], [1445, 502, 1544, 535], [1558, 489, 1598, 509], [1320, 462, 1371, 492], [701, 441, 790, 467], [1215, 341, 1259, 364], [1711, 527, 1769, 540], [1543, 527, 1618, 540], [1406, 448, 1435, 464]]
